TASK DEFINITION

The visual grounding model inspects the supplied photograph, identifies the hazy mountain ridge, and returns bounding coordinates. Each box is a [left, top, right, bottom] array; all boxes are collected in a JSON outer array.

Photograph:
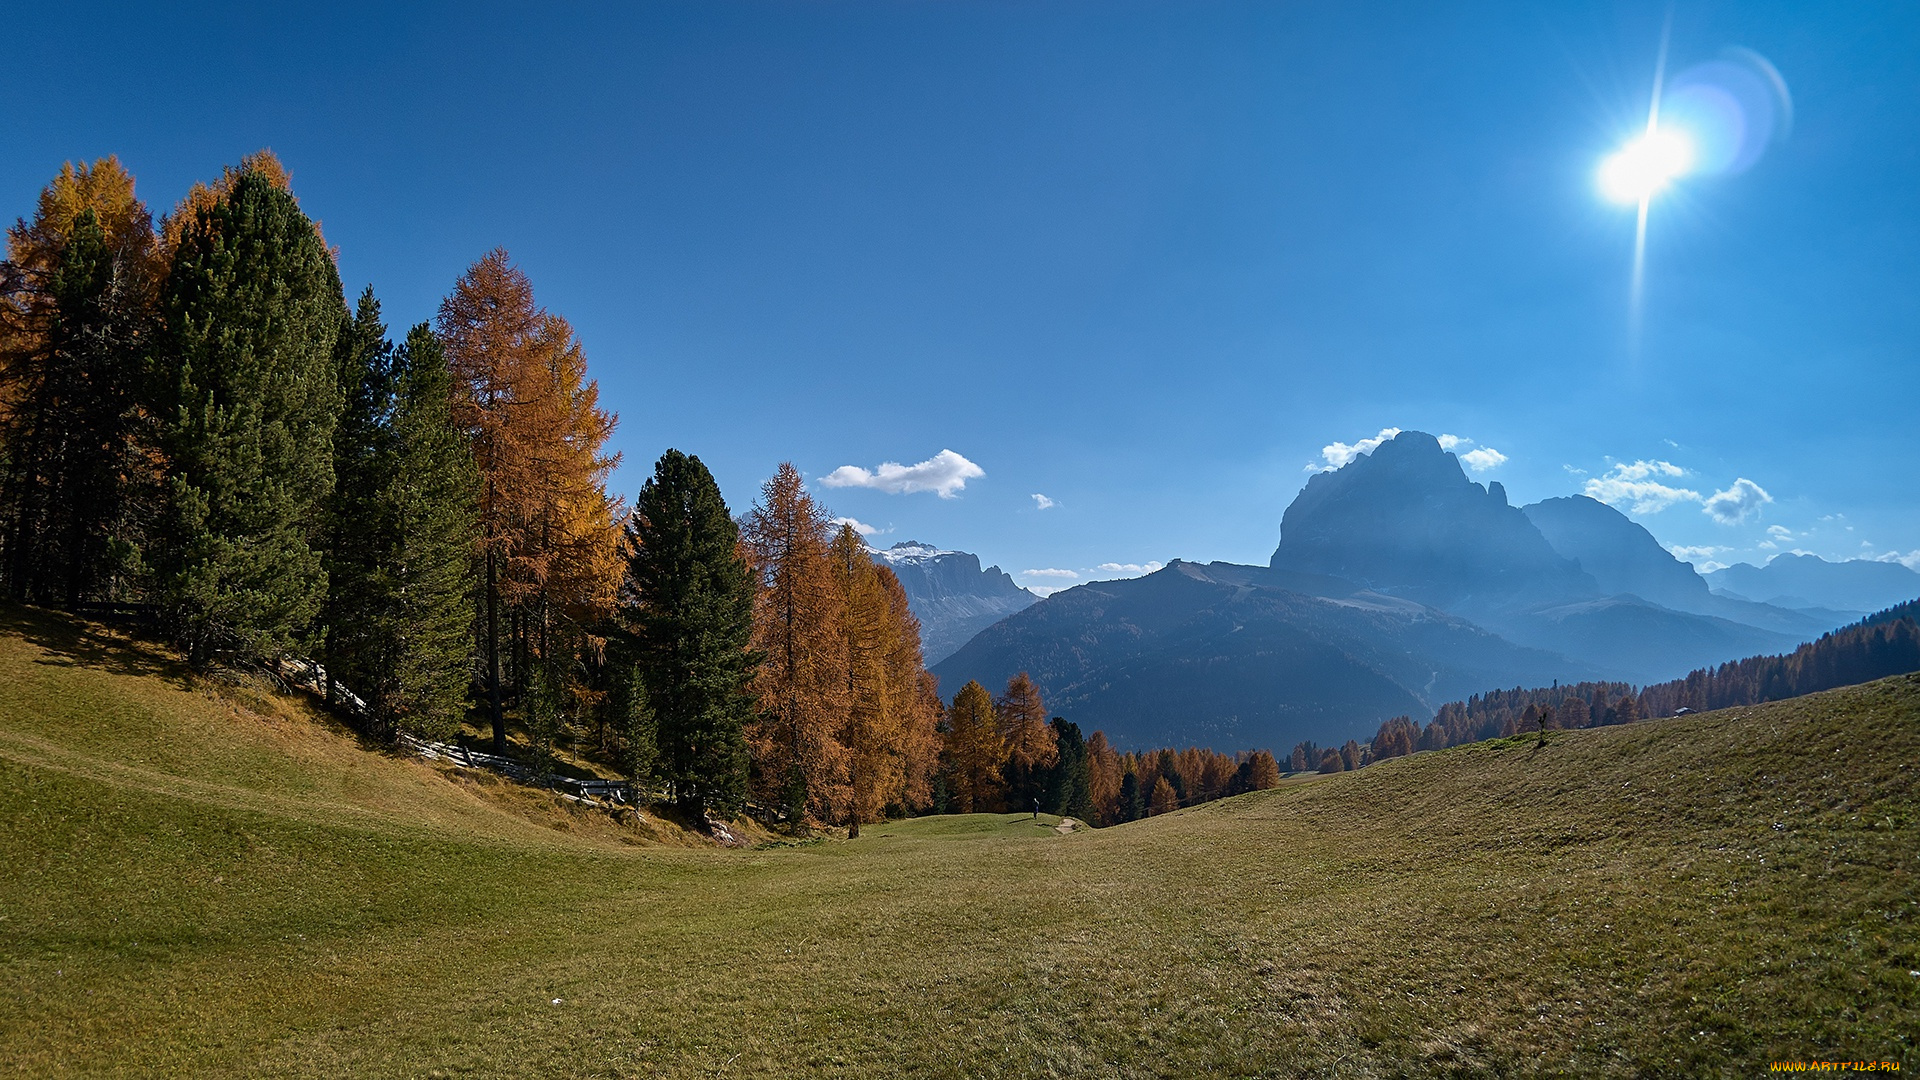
[[931, 559, 1594, 752], [935, 430, 1870, 749], [870, 541, 1038, 664], [1707, 553, 1920, 616], [1521, 495, 1843, 639], [1271, 431, 1595, 614]]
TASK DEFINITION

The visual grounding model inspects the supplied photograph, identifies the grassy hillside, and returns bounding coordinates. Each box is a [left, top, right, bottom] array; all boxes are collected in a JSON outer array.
[[2, 606, 1915, 1077]]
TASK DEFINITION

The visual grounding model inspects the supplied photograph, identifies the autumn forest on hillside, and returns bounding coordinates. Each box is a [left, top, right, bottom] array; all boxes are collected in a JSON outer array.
[[0, 152, 1301, 831]]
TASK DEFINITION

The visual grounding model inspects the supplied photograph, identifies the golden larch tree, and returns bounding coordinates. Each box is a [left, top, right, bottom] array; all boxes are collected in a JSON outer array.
[[1085, 730, 1123, 824], [877, 565, 942, 814], [943, 679, 1004, 814], [742, 462, 849, 824], [438, 249, 622, 752], [1149, 776, 1180, 816], [829, 523, 895, 836], [996, 671, 1058, 813]]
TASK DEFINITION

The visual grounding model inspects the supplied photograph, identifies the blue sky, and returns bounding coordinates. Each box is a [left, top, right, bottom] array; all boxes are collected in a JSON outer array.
[[7, 2, 1917, 592]]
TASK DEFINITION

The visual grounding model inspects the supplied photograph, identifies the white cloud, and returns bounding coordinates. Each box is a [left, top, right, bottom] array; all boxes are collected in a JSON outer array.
[[1562, 464, 1588, 478], [1031, 493, 1055, 510], [1583, 460, 1702, 515], [829, 516, 879, 537], [1021, 568, 1079, 580], [1027, 586, 1066, 598], [1437, 434, 1470, 451], [1459, 446, 1508, 472], [1758, 540, 1777, 550], [819, 449, 984, 499], [1094, 561, 1165, 576], [1872, 550, 1920, 570], [1766, 525, 1794, 541], [1702, 478, 1772, 525], [1309, 427, 1401, 472], [1697, 560, 1730, 573], [1609, 459, 1687, 481], [1668, 544, 1729, 561]]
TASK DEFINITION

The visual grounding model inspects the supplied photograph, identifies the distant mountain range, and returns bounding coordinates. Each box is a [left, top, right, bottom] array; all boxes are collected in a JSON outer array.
[[1707, 553, 1920, 616], [870, 542, 1038, 665], [931, 430, 1901, 752]]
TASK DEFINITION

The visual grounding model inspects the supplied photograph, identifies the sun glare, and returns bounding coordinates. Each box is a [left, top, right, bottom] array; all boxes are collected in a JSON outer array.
[[1598, 128, 1695, 204]]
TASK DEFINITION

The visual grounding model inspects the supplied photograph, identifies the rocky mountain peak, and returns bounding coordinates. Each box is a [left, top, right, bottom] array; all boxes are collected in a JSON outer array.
[[1271, 429, 1594, 613]]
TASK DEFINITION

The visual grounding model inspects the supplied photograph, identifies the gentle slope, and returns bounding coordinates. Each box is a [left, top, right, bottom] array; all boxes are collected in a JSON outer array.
[[3, 606, 1915, 1076]]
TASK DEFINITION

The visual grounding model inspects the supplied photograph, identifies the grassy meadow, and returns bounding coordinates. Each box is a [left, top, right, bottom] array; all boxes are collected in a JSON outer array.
[[1, 605, 1915, 1077]]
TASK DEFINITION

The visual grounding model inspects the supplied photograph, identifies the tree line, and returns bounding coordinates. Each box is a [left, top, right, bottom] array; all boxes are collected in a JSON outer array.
[[0, 152, 1291, 833], [1334, 597, 1920, 768]]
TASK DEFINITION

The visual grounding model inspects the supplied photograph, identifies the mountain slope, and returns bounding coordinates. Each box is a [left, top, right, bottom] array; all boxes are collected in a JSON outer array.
[[870, 541, 1038, 664], [1523, 494, 1844, 638], [1478, 595, 1803, 685], [932, 560, 1595, 750], [1522, 494, 1708, 609]]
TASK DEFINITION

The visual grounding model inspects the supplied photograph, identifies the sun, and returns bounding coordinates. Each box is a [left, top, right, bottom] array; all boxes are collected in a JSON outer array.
[[1598, 127, 1695, 205]]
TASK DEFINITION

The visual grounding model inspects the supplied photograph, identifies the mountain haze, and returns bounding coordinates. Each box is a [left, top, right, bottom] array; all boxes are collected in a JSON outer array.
[[1708, 553, 1920, 615], [943, 430, 1848, 748], [1271, 431, 1594, 614], [869, 542, 1038, 664], [931, 559, 1593, 751]]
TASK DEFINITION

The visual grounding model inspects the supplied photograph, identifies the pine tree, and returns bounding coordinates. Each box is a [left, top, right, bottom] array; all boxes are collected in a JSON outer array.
[[0, 158, 160, 606], [620, 449, 756, 820], [742, 462, 848, 825], [1044, 718, 1092, 819], [1119, 770, 1144, 822], [376, 325, 481, 737], [320, 288, 396, 706], [601, 660, 658, 786], [152, 165, 345, 666]]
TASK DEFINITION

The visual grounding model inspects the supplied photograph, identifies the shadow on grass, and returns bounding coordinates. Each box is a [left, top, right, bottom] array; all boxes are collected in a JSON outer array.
[[0, 602, 188, 687]]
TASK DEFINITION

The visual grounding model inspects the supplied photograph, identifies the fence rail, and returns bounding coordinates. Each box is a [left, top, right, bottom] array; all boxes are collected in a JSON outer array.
[[270, 656, 646, 810]]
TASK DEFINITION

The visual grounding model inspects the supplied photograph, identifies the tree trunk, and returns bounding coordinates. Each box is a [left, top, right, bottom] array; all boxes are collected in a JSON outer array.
[[487, 548, 504, 754]]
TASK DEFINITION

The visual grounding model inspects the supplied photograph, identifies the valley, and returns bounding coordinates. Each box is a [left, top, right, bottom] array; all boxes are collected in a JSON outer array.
[[3, 605, 1915, 1076]]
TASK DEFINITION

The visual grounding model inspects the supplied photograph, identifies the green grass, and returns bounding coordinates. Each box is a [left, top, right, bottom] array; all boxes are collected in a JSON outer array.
[[1, 605, 1915, 1077]]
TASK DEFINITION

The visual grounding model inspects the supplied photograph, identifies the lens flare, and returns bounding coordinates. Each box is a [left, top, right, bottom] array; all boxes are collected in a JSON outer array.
[[1598, 128, 1695, 204]]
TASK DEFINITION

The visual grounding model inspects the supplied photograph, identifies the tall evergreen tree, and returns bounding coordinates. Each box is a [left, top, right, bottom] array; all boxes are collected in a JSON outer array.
[[320, 288, 396, 703], [152, 166, 345, 666], [620, 449, 757, 820], [1118, 770, 1143, 823], [0, 158, 160, 606], [374, 325, 481, 737], [1044, 717, 1092, 820]]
